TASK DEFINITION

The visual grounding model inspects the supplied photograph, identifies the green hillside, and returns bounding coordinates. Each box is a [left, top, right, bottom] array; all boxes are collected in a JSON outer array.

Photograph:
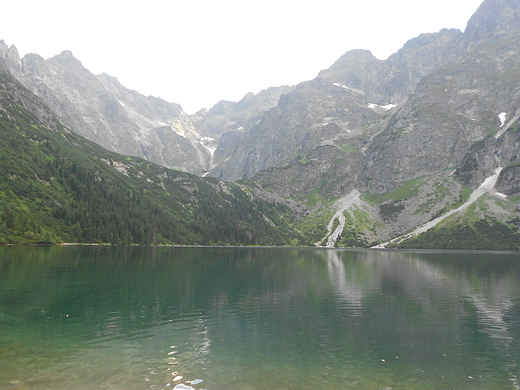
[[0, 70, 300, 245]]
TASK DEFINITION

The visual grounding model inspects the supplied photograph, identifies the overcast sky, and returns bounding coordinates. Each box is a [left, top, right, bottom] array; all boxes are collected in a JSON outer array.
[[1, 0, 483, 114]]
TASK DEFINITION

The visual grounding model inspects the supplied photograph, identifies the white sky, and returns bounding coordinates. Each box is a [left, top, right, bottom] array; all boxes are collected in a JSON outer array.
[[1, 0, 483, 114]]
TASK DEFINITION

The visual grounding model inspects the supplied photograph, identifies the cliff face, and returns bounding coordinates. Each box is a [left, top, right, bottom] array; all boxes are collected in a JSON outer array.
[[0, 45, 210, 175], [198, 28, 463, 183], [363, 0, 520, 193], [196, 0, 520, 202], [190, 0, 520, 248]]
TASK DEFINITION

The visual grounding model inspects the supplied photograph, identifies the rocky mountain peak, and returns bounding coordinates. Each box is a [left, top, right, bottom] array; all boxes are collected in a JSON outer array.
[[0, 45, 209, 175], [0, 40, 9, 61], [464, 0, 520, 45], [49, 50, 86, 69], [395, 29, 462, 53], [0, 43, 22, 73], [322, 49, 377, 66], [317, 49, 381, 84]]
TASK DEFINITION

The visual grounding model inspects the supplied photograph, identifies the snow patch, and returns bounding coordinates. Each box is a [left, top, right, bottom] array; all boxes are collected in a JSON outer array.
[[199, 137, 217, 155], [332, 83, 350, 91], [199, 142, 217, 155], [332, 82, 364, 94], [499, 112, 507, 127], [491, 190, 507, 199], [368, 103, 397, 110], [495, 112, 520, 139]]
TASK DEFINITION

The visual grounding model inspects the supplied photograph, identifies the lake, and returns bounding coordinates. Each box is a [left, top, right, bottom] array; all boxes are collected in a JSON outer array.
[[0, 246, 519, 390]]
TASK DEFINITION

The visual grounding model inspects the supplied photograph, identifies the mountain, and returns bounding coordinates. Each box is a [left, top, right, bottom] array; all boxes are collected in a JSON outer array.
[[194, 0, 520, 249], [363, 0, 520, 194], [0, 43, 210, 175], [1, 0, 519, 250], [0, 63, 300, 245], [197, 28, 462, 182]]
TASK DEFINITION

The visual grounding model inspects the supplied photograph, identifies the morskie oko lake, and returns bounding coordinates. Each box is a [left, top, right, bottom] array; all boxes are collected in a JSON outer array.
[[0, 246, 519, 390]]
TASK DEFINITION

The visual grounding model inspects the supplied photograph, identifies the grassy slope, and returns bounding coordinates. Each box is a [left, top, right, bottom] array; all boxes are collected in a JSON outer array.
[[291, 172, 520, 250], [392, 195, 520, 250]]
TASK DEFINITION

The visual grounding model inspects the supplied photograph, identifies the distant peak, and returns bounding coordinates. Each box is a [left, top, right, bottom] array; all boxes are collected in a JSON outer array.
[[7, 44, 19, 56], [50, 50, 84, 68], [0, 40, 9, 60], [464, 0, 520, 44], [99, 72, 122, 85], [57, 50, 76, 59]]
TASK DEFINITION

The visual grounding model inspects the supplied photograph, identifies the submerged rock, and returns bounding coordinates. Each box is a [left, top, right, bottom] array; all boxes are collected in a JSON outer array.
[[173, 384, 194, 390]]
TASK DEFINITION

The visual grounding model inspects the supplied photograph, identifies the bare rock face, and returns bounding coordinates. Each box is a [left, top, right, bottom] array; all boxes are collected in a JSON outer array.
[[199, 28, 463, 183], [363, 0, 520, 194], [192, 86, 294, 139], [252, 144, 366, 201], [208, 77, 387, 181], [0, 44, 209, 175], [196, 0, 520, 206]]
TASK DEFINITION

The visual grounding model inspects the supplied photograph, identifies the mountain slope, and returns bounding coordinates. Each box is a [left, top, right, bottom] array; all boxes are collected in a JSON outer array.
[[205, 0, 520, 249], [0, 67, 300, 245], [202, 28, 462, 182], [0, 43, 210, 175], [363, 0, 520, 193]]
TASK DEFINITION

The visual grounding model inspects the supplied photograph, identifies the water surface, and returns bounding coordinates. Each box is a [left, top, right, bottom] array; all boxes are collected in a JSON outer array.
[[0, 246, 519, 390]]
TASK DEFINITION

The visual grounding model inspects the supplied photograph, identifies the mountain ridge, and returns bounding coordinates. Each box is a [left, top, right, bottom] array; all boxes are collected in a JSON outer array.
[[1, 0, 519, 249], [0, 42, 212, 175]]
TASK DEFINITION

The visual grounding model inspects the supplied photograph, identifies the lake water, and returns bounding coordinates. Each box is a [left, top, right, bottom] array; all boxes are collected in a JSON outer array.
[[0, 246, 519, 390]]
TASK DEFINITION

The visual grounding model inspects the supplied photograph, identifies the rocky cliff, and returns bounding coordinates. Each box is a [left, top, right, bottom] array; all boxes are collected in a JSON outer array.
[[194, 0, 520, 248], [364, 0, 520, 194], [0, 44, 210, 174], [195, 0, 519, 194], [199, 27, 463, 182]]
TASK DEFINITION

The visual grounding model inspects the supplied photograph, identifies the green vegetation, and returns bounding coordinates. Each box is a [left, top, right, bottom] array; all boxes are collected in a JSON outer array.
[[393, 219, 520, 250], [333, 141, 359, 154], [364, 176, 425, 204], [509, 119, 520, 133], [303, 180, 330, 209], [336, 212, 369, 248], [292, 209, 335, 245], [0, 70, 301, 246], [391, 194, 520, 250]]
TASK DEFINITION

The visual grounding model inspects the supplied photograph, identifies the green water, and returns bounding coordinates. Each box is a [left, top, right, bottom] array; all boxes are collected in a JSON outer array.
[[0, 246, 519, 390]]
